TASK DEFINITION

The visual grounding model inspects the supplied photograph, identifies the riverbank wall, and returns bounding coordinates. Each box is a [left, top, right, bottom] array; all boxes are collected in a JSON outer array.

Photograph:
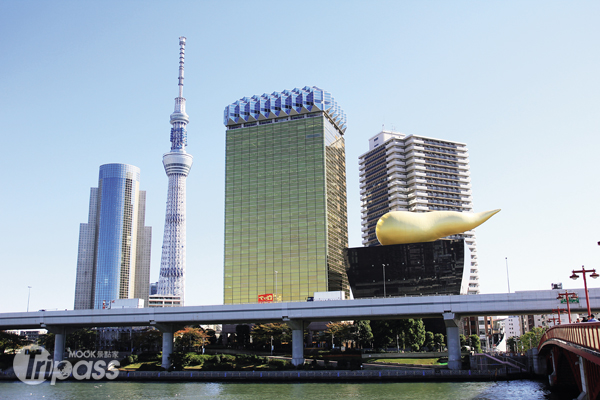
[[0, 368, 533, 383]]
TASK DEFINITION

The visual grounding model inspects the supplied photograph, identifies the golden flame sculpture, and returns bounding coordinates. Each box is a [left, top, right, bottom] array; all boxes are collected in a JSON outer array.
[[376, 209, 501, 245]]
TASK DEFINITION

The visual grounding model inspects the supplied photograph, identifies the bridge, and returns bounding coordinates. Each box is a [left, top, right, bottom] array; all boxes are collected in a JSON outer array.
[[538, 322, 600, 400], [1, 288, 599, 370]]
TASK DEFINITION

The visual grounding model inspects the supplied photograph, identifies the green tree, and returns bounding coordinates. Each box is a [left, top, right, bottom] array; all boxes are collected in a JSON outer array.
[[39, 333, 55, 351], [175, 327, 208, 351], [205, 329, 217, 345], [133, 329, 162, 352], [468, 334, 482, 353], [0, 331, 24, 354], [353, 320, 373, 349], [394, 319, 426, 351], [322, 321, 355, 348], [251, 323, 291, 350], [506, 336, 517, 353], [423, 331, 435, 351], [370, 320, 395, 349], [370, 319, 426, 351], [235, 325, 251, 347], [459, 334, 468, 351], [434, 333, 445, 351], [66, 329, 97, 351], [519, 327, 545, 351]]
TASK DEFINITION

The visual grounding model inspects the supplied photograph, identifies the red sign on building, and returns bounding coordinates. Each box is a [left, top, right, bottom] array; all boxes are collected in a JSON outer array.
[[258, 293, 274, 303]]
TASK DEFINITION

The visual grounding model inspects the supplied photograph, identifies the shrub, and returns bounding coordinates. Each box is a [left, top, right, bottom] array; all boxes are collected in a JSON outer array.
[[220, 354, 235, 363], [187, 354, 213, 367], [137, 352, 161, 362], [236, 354, 266, 365], [268, 359, 290, 370], [169, 351, 192, 370], [137, 363, 165, 371], [219, 362, 235, 370], [120, 355, 137, 367]]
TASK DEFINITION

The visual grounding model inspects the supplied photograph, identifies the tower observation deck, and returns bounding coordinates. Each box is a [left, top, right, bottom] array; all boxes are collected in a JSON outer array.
[[157, 36, 193, 304]]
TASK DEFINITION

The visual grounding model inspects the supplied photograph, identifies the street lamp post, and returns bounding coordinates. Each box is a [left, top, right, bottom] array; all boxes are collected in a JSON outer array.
[[556, 290, 578, 323], [505, 257, 511, 293], [552, 308, 563, 325], [570, 266, 599, 317], [382, 264, 387, 298], [27, 286, 32, 312]]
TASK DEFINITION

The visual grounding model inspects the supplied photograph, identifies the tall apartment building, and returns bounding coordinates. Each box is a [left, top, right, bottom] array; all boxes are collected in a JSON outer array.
[[222, 86, 349, 304], [358, 130, 480, 294], [74, 163, 152, 309]]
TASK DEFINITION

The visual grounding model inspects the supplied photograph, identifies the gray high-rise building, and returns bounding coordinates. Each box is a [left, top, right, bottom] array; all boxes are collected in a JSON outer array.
[[74, 163, 152, 309], [359, 131, 480, 294]]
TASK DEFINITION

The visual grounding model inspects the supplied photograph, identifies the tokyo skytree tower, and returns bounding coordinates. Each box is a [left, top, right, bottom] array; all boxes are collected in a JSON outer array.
[[157, 37, 193, 304]]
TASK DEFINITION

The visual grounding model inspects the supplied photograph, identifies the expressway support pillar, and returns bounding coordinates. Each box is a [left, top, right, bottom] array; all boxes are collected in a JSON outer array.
[[288, 320, 305, 366], [42, 325, 72, 363], [443, 312, 462, 370], [155, 324, 176, 370], [53, 327, 67, 363]]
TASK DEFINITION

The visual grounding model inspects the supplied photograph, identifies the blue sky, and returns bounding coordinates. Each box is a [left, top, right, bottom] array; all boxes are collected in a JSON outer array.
[[1, 1, 599, 313]]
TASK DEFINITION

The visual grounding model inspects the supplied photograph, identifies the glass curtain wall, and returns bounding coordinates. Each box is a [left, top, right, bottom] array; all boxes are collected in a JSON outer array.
[[224, 116, 348, 304], [93, 164, 140, 309]]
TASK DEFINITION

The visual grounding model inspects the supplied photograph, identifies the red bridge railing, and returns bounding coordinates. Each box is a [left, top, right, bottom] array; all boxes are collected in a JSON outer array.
[[538, 322, 600, 352]]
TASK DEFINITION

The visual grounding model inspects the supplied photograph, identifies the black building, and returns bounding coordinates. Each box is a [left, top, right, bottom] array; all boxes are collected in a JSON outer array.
[[344, 239, 466, 298]]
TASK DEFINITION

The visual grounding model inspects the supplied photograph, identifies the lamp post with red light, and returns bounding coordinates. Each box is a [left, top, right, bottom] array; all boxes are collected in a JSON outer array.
[[556, 291, 578, 323], [570, 266, 599, 317], [549, 316, 560, 327]]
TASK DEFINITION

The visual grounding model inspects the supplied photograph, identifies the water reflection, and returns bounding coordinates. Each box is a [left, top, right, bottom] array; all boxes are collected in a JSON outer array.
[[0, 380, 574, 400]]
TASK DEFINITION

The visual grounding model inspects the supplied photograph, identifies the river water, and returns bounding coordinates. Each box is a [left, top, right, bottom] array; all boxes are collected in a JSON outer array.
[[0, 380, 576, 400]]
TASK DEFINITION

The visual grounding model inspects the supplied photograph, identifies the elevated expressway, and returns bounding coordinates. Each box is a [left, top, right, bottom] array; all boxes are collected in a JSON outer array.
[[1, 288, 599, 370]]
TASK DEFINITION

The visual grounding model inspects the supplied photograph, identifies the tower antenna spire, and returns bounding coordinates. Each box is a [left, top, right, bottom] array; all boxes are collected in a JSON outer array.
[[158, 37, 193, 305], [177, 36, 185, 99], [168, 36, 189, 151]]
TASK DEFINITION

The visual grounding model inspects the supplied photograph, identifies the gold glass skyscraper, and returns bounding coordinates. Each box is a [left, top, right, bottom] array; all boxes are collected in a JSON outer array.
[[223, 86, 349, 304]]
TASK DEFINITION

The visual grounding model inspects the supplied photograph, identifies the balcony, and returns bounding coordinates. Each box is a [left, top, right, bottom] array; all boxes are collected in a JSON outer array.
[[390, 198, 408, 206], [388, 166, 407, 175]]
